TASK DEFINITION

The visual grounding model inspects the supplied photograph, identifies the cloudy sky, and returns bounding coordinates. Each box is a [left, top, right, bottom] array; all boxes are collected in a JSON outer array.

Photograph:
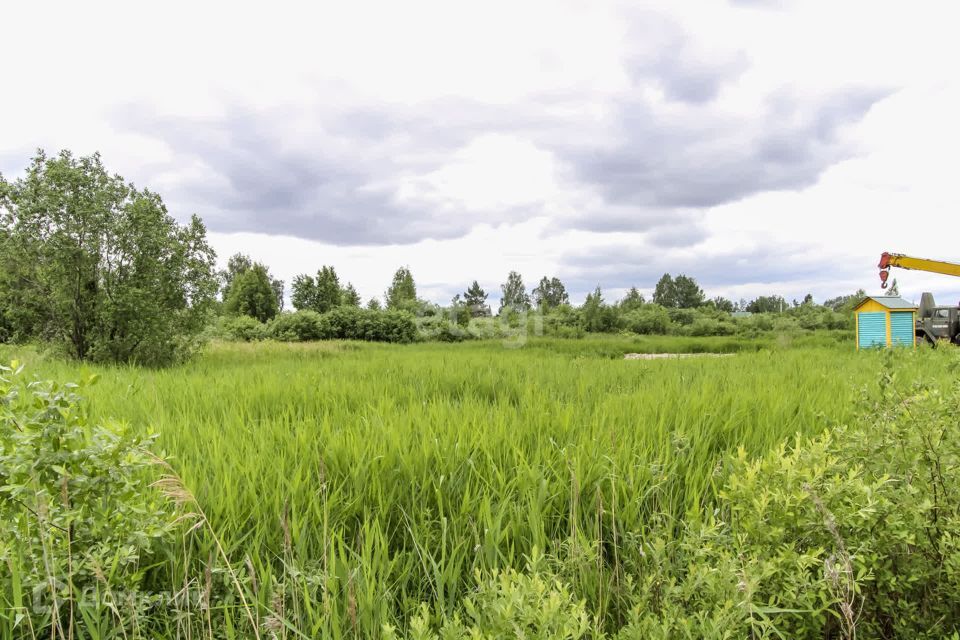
[[2, 1, 958, 306]]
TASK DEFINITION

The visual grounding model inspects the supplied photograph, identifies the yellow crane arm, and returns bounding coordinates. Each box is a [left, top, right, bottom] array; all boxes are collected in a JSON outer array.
[[878, 252, 960, 288]]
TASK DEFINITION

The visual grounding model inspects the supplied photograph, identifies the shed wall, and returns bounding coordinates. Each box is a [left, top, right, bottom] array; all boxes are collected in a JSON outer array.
[[857, 312, 888, 348], [890, 311, 915, 347]]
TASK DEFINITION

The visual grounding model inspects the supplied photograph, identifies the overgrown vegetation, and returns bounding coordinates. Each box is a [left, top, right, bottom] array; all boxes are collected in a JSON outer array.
[[2, 342, 957, 638]]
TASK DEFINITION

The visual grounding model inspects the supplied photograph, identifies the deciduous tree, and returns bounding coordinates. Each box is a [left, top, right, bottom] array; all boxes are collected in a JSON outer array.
[[532, 276, 569, 310], [499, 271, 530, 313], [386, 267, 417, 310], [0, 149, 218, 365]]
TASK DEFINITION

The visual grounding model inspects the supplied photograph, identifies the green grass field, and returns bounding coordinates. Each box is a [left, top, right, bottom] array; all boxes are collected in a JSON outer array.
[[1, 336, 954, 637]]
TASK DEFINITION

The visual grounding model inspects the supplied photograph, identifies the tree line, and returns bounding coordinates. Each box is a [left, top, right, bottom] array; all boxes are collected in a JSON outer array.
[[1, 150, 865, 364]]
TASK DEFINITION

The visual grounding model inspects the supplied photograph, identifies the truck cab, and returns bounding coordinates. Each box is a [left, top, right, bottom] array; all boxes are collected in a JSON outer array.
[[917, 292, 960, 344]]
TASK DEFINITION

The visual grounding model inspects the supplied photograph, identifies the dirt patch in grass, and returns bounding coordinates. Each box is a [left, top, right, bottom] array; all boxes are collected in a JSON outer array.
[[623, 353, 735, 360]]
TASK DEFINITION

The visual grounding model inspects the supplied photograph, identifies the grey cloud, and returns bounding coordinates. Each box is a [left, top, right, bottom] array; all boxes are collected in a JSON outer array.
[[105, 18, 890, 247], [111, 105, 488, 244], [558, 242, 828, 297], [570, 86, 891, 212]]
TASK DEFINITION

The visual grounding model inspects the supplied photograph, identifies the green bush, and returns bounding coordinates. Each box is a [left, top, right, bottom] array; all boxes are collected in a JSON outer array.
[[622, 305, 672, 335], [418, 316, 472, 342], [617, 362, 960, 639], [220, 315, 269, 341], [0, 362, 177, 637], [268, 310, 327, 341], [268, 308, 417, 343], [686, 317, 736, 336], [384, 554, 591, 640]]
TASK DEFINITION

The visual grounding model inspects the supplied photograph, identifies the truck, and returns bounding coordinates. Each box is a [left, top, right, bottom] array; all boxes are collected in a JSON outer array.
[[878, 252, 960, 344]]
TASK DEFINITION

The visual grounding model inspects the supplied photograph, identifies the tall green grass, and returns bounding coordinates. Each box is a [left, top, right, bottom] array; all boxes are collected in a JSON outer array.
[[2, 338, 952, 637]]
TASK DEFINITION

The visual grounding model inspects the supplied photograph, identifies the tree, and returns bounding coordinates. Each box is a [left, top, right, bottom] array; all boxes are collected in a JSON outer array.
[[653, 273, 704, 309], [366, 297, 382, 311], [824, 289, 866, 313], [271, 277, 285, 311], [803, 293, 815, 305], [291, 274, 317, 311], [463, 280, 491, 317], [291, 266, 342, 313], [499, 271, 530, 313], [222, 253, 253, 294], [746, 295, 787, 314], [341, 282, 361, 307], [223, 263, 279, 322], [0, 149, 218, 365], [711, 296, 735, 313], [532, 276, 569, 310], [314, 266, 342, 312], [386, 266, 417, 309], [673, 275, 706, 308], [581, 285, 616, 332], [885, 278, 900, 297], [653, 274, 677, 308], [222, 253, 282, 311], [618, 287, 646, 313]]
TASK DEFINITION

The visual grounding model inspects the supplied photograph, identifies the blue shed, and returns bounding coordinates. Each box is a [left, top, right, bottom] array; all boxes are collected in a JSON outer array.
[[854, 296, 917, 349]]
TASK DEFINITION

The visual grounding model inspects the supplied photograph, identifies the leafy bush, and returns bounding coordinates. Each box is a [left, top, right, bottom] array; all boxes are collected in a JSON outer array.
[[621, 305, 672, 335], [219, 315, 269, 341], [617, 361, 960, 639], [267, 308, 417, 343], [384, 554, 590, 640], [418, 316, 472, 342], [686, 317, 736, 336], [268, 310, 327, 341], [0, 362, 177, 636]]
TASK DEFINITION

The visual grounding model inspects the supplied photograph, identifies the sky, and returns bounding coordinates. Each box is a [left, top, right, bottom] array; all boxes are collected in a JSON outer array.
[[2, 1, 958, 307]]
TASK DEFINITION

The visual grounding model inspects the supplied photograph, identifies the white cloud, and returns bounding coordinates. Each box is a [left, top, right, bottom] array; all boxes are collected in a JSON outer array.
[[1, 0, 957, 306]]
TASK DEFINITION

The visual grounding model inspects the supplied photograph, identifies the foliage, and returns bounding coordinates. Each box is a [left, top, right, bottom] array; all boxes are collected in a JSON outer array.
[[386, 556, 590, 640], [710, 296, 735, 313], [221, 253, 284, 312], [267, 308, 417, 343], [0, 362, 177, 637], [387, 266, 418, 310], [0, 150, 218, 365], [223, 263, 279, 322], [532, 276, 570, 310], [217, 314, 269, 341], [620, 304, 671, 334], [463, 280, 492, 317], [499, 271, 531, 313], [581, 286, 618, 332], [824, 289, 867, 313], [616, 359, 960, 639], [267, 310, 328, 341], [418, 315, 472, 342], [341, 282, 362, 307], [291, 265, 343, 313], [746, 294, 787, 313], [617, 287, 645, 313], [652, 273, 705, 309]]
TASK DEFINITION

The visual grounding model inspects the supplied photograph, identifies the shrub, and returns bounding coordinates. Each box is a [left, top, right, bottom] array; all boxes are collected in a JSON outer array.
[[622, 305, 671, 335], [268, 310, 328, 341], [418, 316, 471, 342], [268, 308, 417, 343], [0, 362, 177, 635], [384, 554, 590, 640], [220, 315, 269, 342], [686, 317, 736, 337], [619, 362, 960, 638]]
